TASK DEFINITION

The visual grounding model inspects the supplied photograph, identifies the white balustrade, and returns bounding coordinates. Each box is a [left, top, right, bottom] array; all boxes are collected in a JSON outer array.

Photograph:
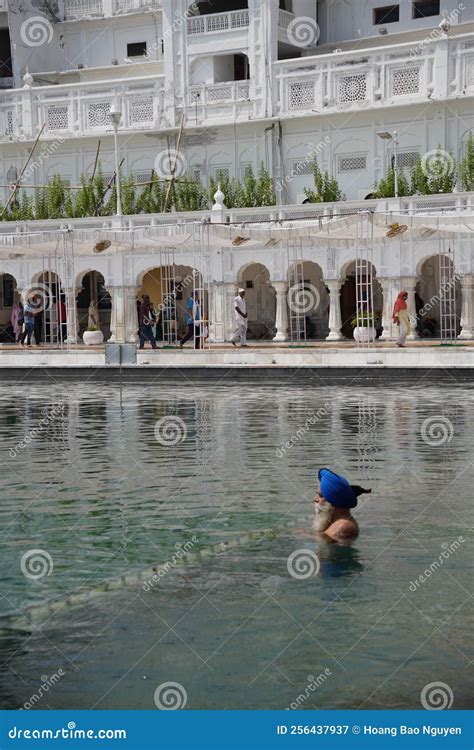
[[187, 9, 249, 35], [274, 34, 474, 115], [278, 9, 294, 29], [64, 0, 104, 20], [188, 80, 250, 107], [64, 0, 161, 18], [113, 0, 161, 13]]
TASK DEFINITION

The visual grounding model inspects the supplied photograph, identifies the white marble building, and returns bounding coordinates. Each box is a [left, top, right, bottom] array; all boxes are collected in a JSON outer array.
[[0, 0, 473, 343]]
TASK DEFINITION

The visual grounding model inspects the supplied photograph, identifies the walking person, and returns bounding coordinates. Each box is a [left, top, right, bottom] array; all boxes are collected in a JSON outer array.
[[138, 295, 157, 350], [20, 298, 35, 347], [33, 298, 43, 347], [230, 288, 248, 347], [11, 298, 23, 343], [179, 292, 201, 350], [393, 290, 411, 348]]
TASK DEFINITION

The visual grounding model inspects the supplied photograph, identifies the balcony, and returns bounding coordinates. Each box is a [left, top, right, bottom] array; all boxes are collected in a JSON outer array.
[[187, 10, 250, 35], [0, 76, 165, 141], [274, 33, 474, 116], [63, 0, 161, 20], [186, 80, 254, 121]]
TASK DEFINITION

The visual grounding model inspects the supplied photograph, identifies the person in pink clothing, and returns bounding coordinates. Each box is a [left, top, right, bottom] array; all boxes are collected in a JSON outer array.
[[10, 299, 23, 343]]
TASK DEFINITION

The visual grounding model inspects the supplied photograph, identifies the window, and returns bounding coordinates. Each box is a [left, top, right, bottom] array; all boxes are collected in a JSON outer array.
[[412, 0, 440, 19], [338, 155, 367, 172], [290, 159, 313, 176], [127, 41, 147, 57], [374, 5, 399, 25], [0, 29, 13, 78], [212, 166, 231, 180], [391, 151, 420, 169]]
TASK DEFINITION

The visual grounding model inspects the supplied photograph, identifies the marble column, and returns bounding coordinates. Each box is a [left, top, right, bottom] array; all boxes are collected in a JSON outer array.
[[325, 280, 344, 341], [458, 274, 474, 340], [273, 281, 289, 342], [400, 277, 419, 339], [108, 286, 138, 343], [124, 286, 138, 343], [64, 287, 80, 343], [208, 282, 225, 343], [224, 282, 237, 341], [378, 277, 396, 341]]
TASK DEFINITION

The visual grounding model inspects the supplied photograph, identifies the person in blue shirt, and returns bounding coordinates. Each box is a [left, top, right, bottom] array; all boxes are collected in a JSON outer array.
[[179, 292, 201, 349], [20, 299, 36, 347]]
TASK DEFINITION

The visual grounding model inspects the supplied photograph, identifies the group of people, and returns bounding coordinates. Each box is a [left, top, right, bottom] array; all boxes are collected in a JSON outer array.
[[10, 296, 68, 347], [137, 288, 250, 350]]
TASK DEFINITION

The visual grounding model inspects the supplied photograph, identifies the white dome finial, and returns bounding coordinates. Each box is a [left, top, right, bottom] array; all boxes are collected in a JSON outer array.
[[213, 184, 226, 210]]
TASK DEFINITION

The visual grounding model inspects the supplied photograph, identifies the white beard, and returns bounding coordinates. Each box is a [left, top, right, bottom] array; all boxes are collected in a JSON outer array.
[[312, 503, 334, 532]]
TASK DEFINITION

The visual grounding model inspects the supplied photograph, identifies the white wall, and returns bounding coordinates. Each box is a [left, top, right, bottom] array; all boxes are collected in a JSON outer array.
[[318, 0, 474, 44]]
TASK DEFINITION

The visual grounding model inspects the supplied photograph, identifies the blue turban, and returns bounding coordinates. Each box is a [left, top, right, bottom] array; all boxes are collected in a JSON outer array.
[[318, 468, 358, 509]]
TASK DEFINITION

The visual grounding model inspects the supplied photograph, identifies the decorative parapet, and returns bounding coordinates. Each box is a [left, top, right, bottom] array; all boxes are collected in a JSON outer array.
[[274, 33, 474, 116], [63, 0, 162, 20]]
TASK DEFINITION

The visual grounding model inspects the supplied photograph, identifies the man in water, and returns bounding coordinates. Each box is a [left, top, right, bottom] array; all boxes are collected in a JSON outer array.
[[313, 468, 371, 541]]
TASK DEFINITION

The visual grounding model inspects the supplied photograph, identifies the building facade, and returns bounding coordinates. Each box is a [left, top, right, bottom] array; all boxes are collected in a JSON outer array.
[[0, 0, 473, 344]]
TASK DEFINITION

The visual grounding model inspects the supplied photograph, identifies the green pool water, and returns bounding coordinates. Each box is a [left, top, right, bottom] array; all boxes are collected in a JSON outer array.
[[0, 382, 472, 710]]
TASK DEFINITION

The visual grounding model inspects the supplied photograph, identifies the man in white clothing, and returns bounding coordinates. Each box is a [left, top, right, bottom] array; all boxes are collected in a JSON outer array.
[[231, 288, 248, 347]]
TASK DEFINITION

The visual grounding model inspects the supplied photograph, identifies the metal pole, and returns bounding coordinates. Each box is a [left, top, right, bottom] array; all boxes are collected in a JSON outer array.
[[393, 130, 399, 199], [113, 126, 122, 217]]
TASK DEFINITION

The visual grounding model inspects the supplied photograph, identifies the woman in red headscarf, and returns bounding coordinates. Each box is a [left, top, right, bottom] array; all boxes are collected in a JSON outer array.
[[393, 291, 411, 347]]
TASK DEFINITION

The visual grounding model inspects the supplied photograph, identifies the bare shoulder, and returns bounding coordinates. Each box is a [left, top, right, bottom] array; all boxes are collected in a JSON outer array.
[[324, 518, 359, 542]]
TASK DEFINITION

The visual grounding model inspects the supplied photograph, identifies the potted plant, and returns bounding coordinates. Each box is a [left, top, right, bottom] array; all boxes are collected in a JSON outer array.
[[350, 311, 376, 343], [83, 325, 104, 346]]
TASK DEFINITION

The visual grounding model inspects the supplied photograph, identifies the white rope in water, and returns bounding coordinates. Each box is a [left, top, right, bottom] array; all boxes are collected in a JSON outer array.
[[0, 518, 307, 631]]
